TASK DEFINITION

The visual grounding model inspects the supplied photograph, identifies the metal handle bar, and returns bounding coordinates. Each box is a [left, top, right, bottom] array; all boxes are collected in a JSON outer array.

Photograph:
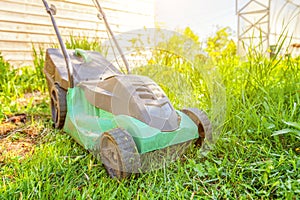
[[42, 0, 74, 88]]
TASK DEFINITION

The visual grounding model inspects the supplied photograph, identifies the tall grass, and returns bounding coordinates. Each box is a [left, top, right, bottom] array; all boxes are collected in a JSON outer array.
[[65, 35, 108, 56], [0, 50, 46, 119], [0, 31, 299, 199]]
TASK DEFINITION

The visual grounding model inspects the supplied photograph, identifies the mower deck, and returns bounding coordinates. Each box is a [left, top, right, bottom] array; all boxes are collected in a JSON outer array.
[[64, 86, 198, 154]]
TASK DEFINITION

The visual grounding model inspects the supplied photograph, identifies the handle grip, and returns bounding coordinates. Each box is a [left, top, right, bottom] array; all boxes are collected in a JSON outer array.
[[75, 48, 91, 62]]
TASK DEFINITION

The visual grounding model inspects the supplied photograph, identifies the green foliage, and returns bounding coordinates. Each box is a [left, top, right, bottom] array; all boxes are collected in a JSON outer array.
[[0, 50, 46, 119], [131, 27, 211, 110], [0, 50, 45, 95], [183, 27, 200, 45], [65, 35, 108, 56], [32, 46, 47, 92], [205, 27, 237, 63], [0, 53, 13, 93], [272, 121, 300, 139], [152, 27, 202, 59]]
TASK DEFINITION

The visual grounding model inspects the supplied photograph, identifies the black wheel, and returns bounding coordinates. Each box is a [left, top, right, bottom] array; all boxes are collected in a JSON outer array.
[[100, 128, 140, 179], [50, 84, 67, 129], [181, 108, 212, 146]]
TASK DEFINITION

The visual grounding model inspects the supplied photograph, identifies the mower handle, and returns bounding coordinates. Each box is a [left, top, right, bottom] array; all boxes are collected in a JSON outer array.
[[42, 0, 74, 88], [93, 0, 130, 74]]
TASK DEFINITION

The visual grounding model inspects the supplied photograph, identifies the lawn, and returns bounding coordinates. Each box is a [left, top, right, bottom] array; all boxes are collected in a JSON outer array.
[[0, 29, 299, 199]]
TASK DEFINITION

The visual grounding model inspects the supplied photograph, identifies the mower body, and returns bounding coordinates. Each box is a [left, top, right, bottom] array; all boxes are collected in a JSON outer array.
[[44, 48, 199, 154]]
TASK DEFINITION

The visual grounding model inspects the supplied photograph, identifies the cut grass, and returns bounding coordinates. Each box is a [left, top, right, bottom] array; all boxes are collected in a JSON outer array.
[[0, 33, 300, 199]]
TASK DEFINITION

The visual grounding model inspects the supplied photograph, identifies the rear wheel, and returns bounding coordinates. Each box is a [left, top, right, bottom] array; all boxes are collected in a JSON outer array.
[[50, 84, 67, 129], [100, 128, 140, 179], [181, 108, 212, 146]]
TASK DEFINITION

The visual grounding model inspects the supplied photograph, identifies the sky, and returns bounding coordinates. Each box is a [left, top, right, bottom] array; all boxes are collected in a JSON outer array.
[[155, 0, 237, 40]]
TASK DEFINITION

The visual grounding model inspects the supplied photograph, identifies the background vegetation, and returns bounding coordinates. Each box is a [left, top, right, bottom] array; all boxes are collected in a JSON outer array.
[[0, 28, 299, 199]]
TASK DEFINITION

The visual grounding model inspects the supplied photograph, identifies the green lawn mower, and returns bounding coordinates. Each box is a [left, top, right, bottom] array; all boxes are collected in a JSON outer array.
[[42, 0, 212, 179]]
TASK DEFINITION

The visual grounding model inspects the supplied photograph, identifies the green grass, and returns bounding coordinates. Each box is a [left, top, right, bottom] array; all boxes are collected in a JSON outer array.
[[0, 32, 300, 199]]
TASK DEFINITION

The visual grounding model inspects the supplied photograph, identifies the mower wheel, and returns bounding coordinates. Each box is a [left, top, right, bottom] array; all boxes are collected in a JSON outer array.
[[181, 108, 212, 146], [100, 128, 140, 179], [50, 84, 67, 129]]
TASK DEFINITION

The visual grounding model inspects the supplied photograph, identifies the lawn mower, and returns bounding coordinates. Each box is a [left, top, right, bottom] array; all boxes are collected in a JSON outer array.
[[42, 0, 212, 179]]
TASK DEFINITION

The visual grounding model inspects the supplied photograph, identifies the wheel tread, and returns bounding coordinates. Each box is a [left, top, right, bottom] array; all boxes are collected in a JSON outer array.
[[181, 108, 213, 143], [100, 128, 140, 179], [51, 84, 67, 129]]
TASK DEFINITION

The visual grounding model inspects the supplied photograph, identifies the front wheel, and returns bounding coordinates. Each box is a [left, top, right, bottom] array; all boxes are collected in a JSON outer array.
[[181, 108, 212, 146], [100, 128, 140, 179]]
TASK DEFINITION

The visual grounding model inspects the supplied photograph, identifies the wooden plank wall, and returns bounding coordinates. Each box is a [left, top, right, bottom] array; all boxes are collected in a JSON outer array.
[[0, 0, 154, 67]]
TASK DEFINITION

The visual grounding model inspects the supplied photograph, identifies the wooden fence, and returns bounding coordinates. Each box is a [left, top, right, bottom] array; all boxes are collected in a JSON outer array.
[[0, 0, 154, 67]]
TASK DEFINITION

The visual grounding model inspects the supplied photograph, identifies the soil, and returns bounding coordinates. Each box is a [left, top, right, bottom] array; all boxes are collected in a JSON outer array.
[[0, 92, 48, 162], [0, 114, 40, 162]]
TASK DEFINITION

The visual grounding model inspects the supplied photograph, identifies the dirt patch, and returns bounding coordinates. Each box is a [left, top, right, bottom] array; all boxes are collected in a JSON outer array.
[[0, 91, 49, 162], [0, 113, 43, 162], [0, 114, 26, 136], [15, 91, 47, 108], [0, 138, 35, 162]]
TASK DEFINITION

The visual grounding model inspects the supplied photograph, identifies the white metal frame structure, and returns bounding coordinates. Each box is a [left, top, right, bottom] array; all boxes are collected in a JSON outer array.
[[236, 0, 300, 57], [236, 0, 271, 55]]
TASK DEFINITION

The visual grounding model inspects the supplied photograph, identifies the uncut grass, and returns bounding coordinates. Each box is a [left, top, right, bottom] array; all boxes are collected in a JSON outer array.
[[1, 35, 300, 199]]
